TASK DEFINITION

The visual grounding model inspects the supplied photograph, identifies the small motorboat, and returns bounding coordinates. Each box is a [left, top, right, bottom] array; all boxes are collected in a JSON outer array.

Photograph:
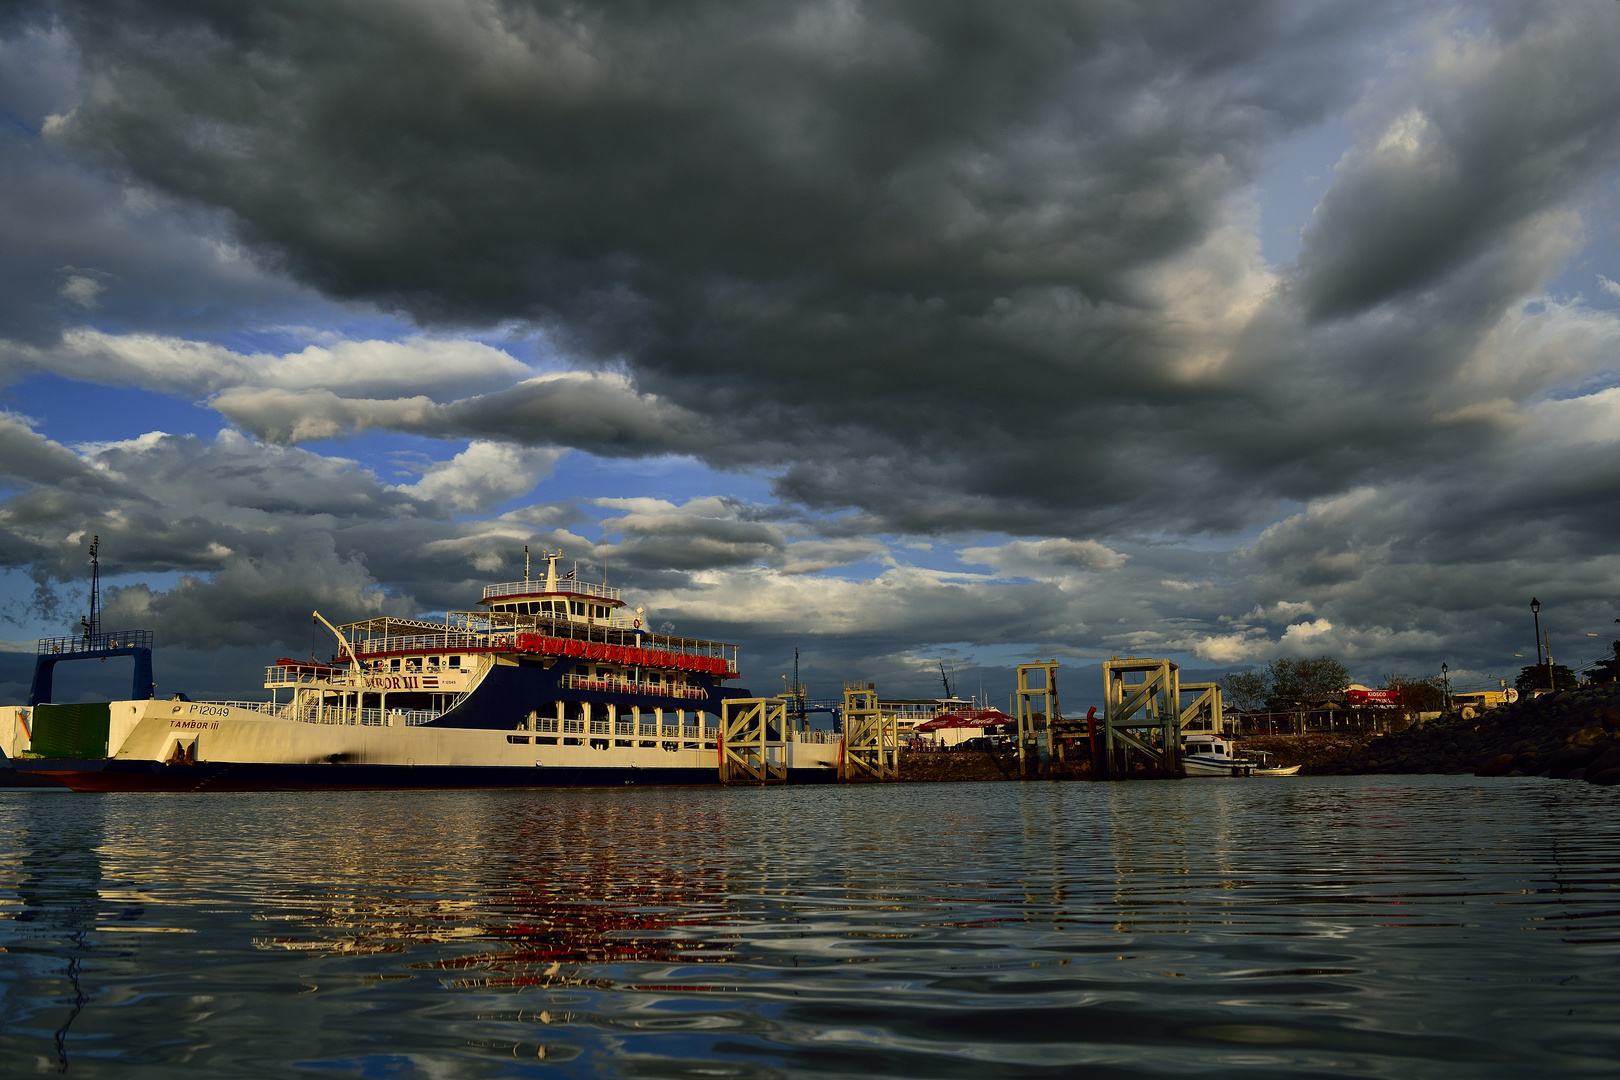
[[1250, 749, 1301, 776], [1181, 733, 1257, 777]]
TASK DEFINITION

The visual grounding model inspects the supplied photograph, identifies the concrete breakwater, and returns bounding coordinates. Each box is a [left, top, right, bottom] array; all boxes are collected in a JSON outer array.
[[1306, 685, 1620, 785]]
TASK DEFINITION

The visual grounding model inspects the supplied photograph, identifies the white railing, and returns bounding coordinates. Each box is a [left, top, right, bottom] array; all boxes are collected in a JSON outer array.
[[284, 704, 442, 727], [555, 673, 707, 699], [483, 579, 621, 602], [349, 632, 517, 657], [264, 667, 341, 686]]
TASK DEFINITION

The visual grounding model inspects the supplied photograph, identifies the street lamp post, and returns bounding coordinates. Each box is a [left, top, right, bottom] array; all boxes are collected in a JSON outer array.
[[1441, 662, 1450, 714], [1531, 598, 1542, 666]]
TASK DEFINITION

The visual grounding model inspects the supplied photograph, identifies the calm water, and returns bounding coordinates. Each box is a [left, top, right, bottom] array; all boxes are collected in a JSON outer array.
[[2, 776, 1618, 1078]]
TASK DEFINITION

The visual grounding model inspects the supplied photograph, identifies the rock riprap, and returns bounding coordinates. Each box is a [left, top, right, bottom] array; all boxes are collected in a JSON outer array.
[[1306, 686, 1620, 785]]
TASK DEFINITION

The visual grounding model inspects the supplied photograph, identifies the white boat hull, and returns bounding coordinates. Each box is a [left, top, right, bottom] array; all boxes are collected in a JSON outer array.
[[1182, 754, 1256, 777], [7, 700, 841, 791]]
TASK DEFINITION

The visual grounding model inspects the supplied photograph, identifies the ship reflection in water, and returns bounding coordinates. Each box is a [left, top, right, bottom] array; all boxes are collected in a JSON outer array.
[[4, 779, 1620, 1077]]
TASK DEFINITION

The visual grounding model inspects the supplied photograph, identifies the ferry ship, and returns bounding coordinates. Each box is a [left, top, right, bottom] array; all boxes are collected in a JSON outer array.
[[2, 550, 841, 790]]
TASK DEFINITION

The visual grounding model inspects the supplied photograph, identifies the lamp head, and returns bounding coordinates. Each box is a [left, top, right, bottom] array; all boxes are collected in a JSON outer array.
[[1531, 597, 1540, 614]]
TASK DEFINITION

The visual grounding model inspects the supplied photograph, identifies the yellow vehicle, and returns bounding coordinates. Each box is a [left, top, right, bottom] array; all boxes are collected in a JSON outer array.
[[1453, 690, 1518, 718]]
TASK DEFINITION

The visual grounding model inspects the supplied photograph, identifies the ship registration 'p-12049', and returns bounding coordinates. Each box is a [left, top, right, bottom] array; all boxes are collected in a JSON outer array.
[[3, 549, 841, 790]]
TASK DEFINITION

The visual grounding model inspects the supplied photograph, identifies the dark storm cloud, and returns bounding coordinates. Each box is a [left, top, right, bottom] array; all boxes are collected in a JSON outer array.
[[6, 1, 1620, 694], [1296, 12, 1620, 322], [29, 0, 1405, 532]]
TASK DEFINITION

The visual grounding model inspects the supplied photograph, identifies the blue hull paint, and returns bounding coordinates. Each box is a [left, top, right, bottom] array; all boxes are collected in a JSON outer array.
[[15, 757, 839, 791], [426, 661, 750, 729]]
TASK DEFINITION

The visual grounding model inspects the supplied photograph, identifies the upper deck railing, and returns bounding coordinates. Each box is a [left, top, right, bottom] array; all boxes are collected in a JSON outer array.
[[338, 617, 738, 668], [37, 629, 154, 655], [482, 579, 621, 603]]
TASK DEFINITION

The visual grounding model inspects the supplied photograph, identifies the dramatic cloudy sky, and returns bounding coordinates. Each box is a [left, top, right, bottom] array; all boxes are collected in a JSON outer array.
[[3, 1, 1620, 707]]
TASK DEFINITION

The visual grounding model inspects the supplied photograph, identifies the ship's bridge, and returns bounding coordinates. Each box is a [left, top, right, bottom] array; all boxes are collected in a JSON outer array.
[[480, 577, 624, 624], [479, 550, 630, 626]]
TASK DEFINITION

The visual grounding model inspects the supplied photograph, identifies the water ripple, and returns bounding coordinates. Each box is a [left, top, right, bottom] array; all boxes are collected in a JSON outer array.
[[2, 776, 1619, 1077]]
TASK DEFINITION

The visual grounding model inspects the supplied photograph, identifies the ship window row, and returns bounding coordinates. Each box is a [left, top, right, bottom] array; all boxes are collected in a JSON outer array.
[[495, 600, 612, 619], [379, 656, 462, 674]]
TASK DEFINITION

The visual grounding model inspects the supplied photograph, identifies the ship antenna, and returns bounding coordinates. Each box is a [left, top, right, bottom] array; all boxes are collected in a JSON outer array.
[[524, 545, 530, 583], [86, 534, 101, 640]]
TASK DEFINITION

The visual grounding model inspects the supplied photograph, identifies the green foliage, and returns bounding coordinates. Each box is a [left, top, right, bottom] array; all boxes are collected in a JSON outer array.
[[1584, 642, 1620, 685], [1383, 674, 1443, 712], [1218, 669, 1270, 712], [1515, 663, 1579, 692], [1265, 656, 1350, 707]]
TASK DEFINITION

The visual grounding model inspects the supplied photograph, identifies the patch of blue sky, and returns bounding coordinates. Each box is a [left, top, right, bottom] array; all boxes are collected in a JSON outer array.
[[1544, 184, 1620, 305], [1, 373, 222, 444], [0, 568, 190, 642], [536, 454, 780, 517], [1253, 119, 1350, 267], [188, 309, 423, 357], [1544, 369, 1620, 401], [298, 430, 467, 483]]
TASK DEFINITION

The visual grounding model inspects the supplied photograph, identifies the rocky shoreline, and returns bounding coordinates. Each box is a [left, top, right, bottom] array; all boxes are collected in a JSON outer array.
[[1304, 685, 1620, 784]]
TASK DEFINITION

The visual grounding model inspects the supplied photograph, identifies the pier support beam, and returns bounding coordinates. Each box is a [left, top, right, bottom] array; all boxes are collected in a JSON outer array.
[[720, 698, 786, 784], [1014, 662, 1060, 779], [839, 682, 897, 781], [1178, 683, 1225, 734], [1099, 658, 1183, 778]]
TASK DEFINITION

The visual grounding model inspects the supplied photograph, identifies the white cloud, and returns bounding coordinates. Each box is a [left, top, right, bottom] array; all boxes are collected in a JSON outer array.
[[959, 538, 1128, 577], [47, 330, 533, 401], [58, 274, 105, 309], [1188, 632, 1264, 663], [396, 441, 564, 515], [1281, 618, 1334, 644]]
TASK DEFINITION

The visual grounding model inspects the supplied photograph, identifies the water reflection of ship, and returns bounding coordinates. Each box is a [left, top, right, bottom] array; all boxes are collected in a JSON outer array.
[[252, 853, 743, 989]]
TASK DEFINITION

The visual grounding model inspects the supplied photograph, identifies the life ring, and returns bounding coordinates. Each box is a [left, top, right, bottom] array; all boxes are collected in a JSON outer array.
[[633, 618, 642, 629]]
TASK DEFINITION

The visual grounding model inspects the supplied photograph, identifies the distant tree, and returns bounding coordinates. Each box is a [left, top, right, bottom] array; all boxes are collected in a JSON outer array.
[[1384, 673, 1442, 712], [1218, 669, 1270, 713], [1584, 642, 1620, 685], [1266, 656, 1350, 707], [1516, 663, 1579, 692]]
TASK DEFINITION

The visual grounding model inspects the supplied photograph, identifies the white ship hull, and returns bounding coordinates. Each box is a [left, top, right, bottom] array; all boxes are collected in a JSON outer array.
[[4, 701, 841, 791]]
